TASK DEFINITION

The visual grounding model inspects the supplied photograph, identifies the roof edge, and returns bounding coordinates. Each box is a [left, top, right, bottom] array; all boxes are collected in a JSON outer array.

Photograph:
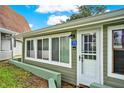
[[0, 27, 18, 34], [17, 8, 124, 37]]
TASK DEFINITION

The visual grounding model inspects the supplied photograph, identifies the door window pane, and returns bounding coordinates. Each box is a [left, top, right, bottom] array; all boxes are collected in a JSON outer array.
[[81, 33, 96, 60], [93, 55, 96, 60], [93, 42, 96, 53], [84, 55, 88, 59], [37, 39, 42, 59], [89, 42, 92, 52], [93, 33, 96, 42], [84, 43, 88, 53], [89, 55, 92, 59], [42, 39, 49, 60], [60, 36, 69, 63], [89, 35, 92, 42], [52, 38, 59, 61], [84, 35, 88, 42]]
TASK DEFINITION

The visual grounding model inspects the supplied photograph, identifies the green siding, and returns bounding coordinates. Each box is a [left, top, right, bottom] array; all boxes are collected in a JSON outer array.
[[103, 21, 124, 88], [23, 31, 77, 85], [22, 19, 124, 87]]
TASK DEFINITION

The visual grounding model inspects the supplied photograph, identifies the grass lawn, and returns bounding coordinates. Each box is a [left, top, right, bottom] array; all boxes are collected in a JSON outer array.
[[0, 61, 48, 88], [0, 60, 75, 88]]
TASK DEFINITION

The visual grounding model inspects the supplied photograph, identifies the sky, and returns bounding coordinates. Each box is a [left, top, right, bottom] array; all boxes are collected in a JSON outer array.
[[9, 5, 124, 31]]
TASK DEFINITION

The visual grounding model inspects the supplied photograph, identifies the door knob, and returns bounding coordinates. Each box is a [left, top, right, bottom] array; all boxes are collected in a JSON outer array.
[[79, 55, 81, 61]]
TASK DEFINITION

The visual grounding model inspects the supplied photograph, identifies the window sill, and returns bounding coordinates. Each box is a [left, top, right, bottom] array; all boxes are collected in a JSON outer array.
[[25, 57, 72, 68], [108, 72, 124, 80]]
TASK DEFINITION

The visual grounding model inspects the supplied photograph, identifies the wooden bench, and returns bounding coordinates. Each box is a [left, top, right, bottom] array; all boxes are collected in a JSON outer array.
[[48, 78, 56, 88], [10, 59, 61, 88]]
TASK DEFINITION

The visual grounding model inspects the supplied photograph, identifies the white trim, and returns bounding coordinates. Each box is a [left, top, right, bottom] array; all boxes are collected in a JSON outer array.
[[100, 25, 104, 84], [25, 39, 35, 59], [49, 37, 51, 62], [25, 57, 71, 68], [59, 37, 60, 62], [25, 32, 72, 68], [107, 24, 124, 80], [0, 27, 18, 34], [34, 39, 37, 59], [77, 30, 80, 85], [77, 26, 103, 85]]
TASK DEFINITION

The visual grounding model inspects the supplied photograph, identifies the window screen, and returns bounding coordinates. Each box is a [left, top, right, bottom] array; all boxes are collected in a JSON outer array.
[[42, 39, 49, 60], [26, 40, 35, 58], [37, 39, 42, 59], [60, 36, 69, 63], [52, 38, 59, 61]]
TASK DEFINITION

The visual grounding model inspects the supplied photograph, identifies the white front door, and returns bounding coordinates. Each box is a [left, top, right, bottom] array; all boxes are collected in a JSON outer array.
[[77, 29, 101, 86]]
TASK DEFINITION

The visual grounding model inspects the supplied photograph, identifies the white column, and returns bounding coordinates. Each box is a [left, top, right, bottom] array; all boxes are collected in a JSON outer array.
[[0, 32, 1, 51]]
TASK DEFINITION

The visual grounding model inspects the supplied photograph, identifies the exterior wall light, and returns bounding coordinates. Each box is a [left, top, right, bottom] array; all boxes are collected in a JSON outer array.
[[68, 34, 75, 39]]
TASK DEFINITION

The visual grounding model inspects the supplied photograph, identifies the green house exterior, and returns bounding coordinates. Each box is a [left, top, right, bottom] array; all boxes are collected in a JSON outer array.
[[17, 9, 124, 87]]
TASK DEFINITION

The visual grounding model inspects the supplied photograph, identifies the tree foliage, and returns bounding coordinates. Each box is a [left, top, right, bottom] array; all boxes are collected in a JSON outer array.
[[66, 5, 107, 22]]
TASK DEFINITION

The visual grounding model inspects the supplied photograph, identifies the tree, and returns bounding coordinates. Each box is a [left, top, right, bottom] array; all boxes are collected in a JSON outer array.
[[66, 5, 107, 22]]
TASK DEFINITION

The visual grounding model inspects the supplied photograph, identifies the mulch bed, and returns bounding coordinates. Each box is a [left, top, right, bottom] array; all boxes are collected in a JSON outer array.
[[62, 81, 76, 88], [25, 75, 48, 88]]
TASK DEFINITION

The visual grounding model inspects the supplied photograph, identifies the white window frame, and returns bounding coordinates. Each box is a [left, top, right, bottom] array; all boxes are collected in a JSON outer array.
[[37, 38, 49, 60], [25, 32, 72, 68], [108, 24, 124, 80]]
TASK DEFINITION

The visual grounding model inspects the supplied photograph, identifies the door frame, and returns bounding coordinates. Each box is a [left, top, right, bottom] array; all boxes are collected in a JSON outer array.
[[77, 26, 103, 86]]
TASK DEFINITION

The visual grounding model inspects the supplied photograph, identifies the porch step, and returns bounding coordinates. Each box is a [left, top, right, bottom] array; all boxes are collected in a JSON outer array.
[[90, 82, 112, 88], [48, 78, 56, 88]]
